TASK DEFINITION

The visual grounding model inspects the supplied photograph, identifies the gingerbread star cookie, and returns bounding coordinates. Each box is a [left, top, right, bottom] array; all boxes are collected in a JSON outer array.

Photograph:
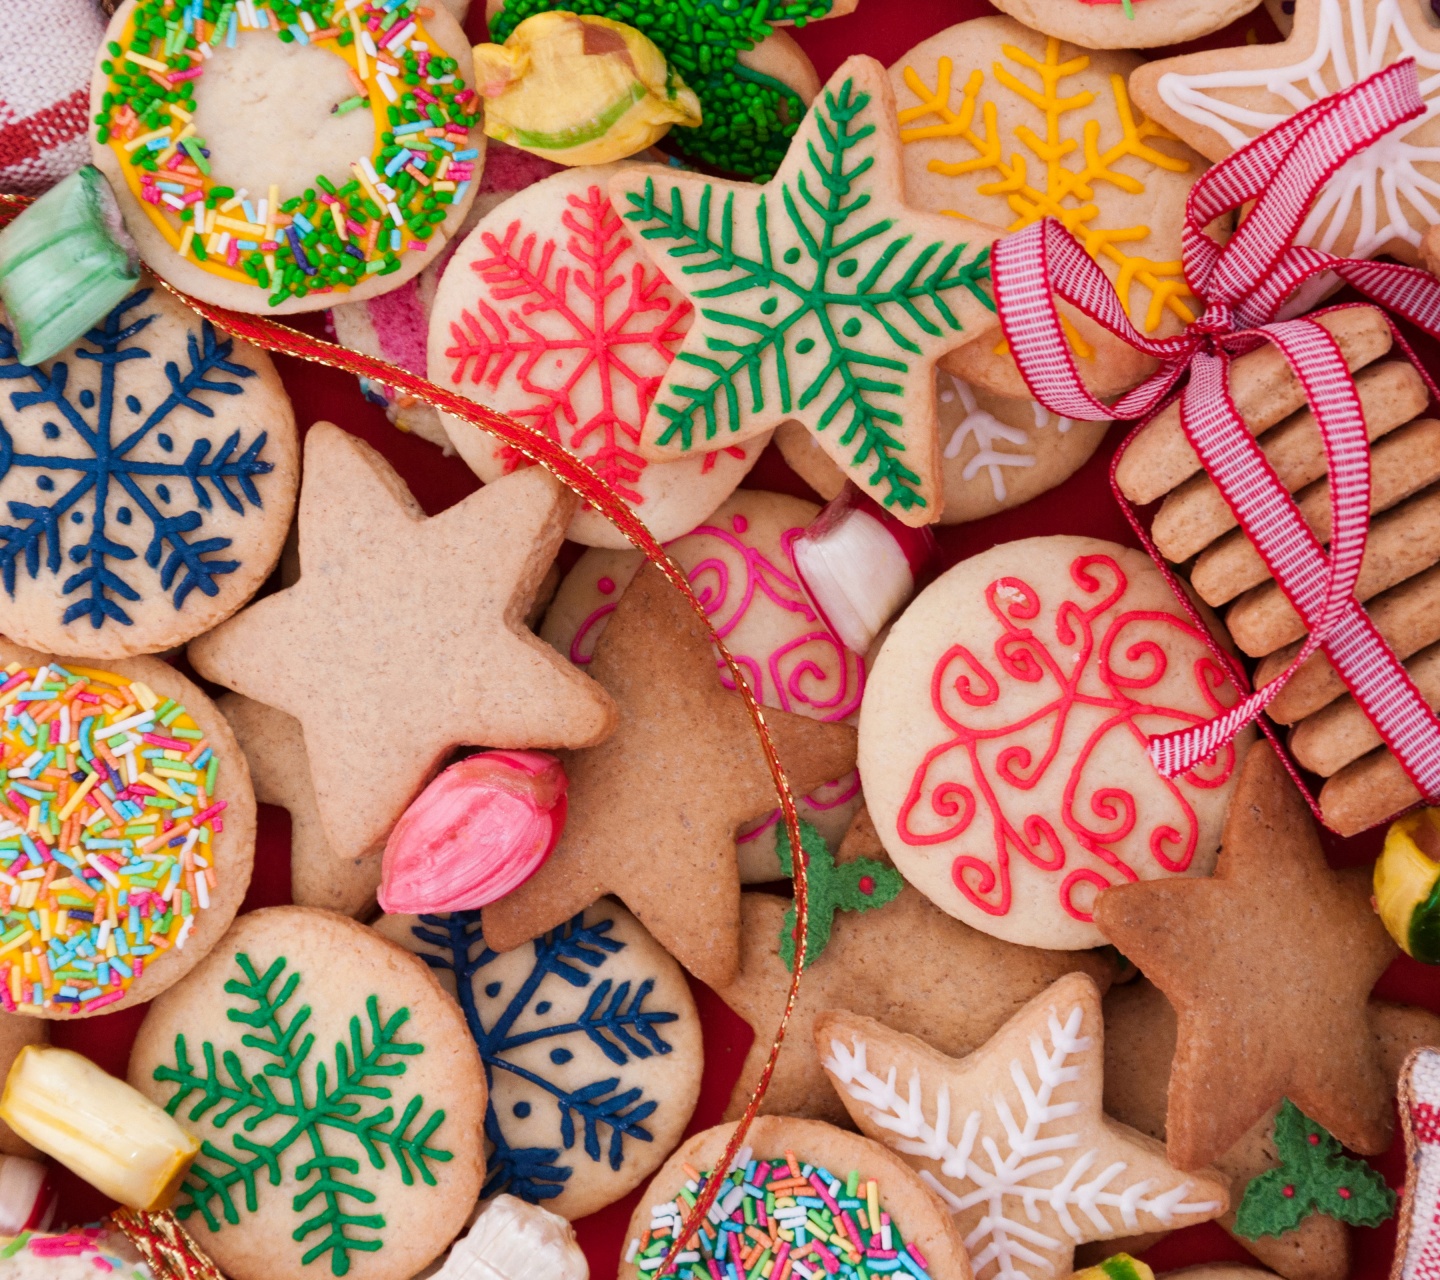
[[481, 562, 858, 988], [1131, 0, 1440, 263], [716, 808, 1120, 1124], [189, 423, 616, 862], [217, 693, 382, 919], [608, 55, 1001, 525], [818, 972, 1229, 1280], [1092, 742, 1399, 1172]]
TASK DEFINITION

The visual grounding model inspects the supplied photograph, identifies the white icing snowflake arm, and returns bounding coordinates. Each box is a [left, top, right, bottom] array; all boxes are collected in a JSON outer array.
[[941, 376, 1036, 501]]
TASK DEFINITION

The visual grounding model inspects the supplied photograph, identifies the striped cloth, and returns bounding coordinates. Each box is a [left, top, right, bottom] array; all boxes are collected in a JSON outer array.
[[0, 0, 107, 195]]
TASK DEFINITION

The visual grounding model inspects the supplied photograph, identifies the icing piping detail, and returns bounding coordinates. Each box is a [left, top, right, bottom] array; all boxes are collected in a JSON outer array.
[[940, 373, 1037, 502]]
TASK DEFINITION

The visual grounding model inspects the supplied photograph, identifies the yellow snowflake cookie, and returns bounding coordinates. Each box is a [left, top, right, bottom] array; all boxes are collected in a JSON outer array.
[[888, 18, 1213, 399]]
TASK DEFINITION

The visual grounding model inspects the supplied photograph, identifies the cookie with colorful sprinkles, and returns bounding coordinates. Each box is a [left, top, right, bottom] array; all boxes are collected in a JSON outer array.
[[619, 1115, 972, 1280], [89, 0, 484, 314], [0, 639, 254, 1019]]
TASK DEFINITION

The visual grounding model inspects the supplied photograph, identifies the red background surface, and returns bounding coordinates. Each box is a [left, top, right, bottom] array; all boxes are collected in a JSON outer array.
[[45, 2, 1440, 1278]]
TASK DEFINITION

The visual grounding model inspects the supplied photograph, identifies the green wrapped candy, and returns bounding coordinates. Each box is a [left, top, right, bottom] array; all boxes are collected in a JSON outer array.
[[0, 166, 140, 366]]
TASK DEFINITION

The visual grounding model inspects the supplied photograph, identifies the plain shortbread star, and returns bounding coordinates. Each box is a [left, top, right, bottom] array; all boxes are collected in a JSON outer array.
[[189, 423, 616, 861], [608, 55, 1001, 525], [480, 562, 859, 989], [818, 972, 1229, 1280], [1093, 742, 1399, 1172]]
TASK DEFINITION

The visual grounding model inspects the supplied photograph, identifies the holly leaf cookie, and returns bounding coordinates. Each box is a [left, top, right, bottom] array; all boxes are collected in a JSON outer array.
[[608, 55, 1002, 525], [818, 972, 1229, 1280], [1093, 742, 1399, 1172], [189, 423, 616, 862], [717, 808, 1121, 1125], [480, 561, 858, 989], [1130, 0, 1440, 263]]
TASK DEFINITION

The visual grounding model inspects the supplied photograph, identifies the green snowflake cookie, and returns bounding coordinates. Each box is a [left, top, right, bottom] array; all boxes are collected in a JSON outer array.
[[610, 55, 999, 524], [1234, 1099, 1396, 1239]]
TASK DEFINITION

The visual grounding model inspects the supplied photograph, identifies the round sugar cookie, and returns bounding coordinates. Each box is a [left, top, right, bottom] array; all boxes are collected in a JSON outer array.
[[428, 167, 767, 548], [374, 898, 702, 1220], [619, 1116, 972, 1280], [128, 906, 486, 1280], [90, 0, 484, 316], [1265, 0, 1296, 32], [775, 368, 1109, 520], [0, 281, 297, 659], [859, 536, 1254, 950], [986, 0, 1264, 49], [890, 19, 1209, 399], [539, 490, 865, 881], [0, 1229, 156, 1279], [0, 638, 254, 1017]]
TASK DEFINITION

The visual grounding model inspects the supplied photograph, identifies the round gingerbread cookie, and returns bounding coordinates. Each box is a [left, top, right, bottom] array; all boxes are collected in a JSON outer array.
[[539, 491, 865, 880], [373, 898, 702, 1220], [91, 0, 484, 316], [0, 281, 297, 659], [620, 1115, 971, 1280], [0, 638, 254, 1017], [128, 906, 486, 1280], [986, 0, 1264, 49], [775, 369, 1110, 522], [859, 536, 1254, 951], [428, 167, 767, 548], [889, 19, 1209, 399]]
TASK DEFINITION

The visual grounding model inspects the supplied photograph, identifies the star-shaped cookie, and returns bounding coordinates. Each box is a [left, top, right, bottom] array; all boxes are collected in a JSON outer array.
[[1092, 742, 1399, 1172], [818, 972, 1229, 1280], [1130, 0, 1440, 263], [218, 693, 381, 919], [190, 423, 616, 861], [481, 562, 858, 988], [608, 55, 1001, 524], [717, 808, 1120, 1124]]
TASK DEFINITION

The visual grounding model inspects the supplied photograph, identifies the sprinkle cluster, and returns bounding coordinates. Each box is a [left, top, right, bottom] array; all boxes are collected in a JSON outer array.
[[0, 661, 226, 1014], [1, 1228, 154, 1278], [95, 0, 482, 305], [626, 1149, 934, 1279]]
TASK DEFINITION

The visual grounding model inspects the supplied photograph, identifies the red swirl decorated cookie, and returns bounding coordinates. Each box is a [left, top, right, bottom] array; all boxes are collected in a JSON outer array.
[[858, 536, 1254, 949]]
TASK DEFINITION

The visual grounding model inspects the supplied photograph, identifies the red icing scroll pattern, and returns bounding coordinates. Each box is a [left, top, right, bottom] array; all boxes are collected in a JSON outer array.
[[443, 183, 741, 500], [898, 554, 1238, 922]]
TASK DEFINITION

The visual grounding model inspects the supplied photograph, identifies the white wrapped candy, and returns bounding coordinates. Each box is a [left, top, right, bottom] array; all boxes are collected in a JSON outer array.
[[425, 1195, 587, 1280]]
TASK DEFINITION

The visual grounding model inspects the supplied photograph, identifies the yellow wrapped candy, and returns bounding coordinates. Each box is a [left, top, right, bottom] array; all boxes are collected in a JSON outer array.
[[0, 1045, 199, 1211], [473, 12, 702, 166], [1070, 1257, 1155, 1280], [1374, 808, 1440, 964]]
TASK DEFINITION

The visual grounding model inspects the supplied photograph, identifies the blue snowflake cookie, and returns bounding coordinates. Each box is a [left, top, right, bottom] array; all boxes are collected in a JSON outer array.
[[376, 899, 704, 1220], [0, 283, 297, 659]]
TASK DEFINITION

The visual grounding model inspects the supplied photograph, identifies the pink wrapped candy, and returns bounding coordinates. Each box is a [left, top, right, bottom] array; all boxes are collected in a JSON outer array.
[[378, 751, 568, 916]]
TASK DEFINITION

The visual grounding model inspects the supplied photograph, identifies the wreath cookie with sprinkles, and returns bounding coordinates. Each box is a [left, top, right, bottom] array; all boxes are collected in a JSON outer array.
[[619, 1115, 972, 1280], [89, 0, 484, 315], [0, 639, 254, 1020]]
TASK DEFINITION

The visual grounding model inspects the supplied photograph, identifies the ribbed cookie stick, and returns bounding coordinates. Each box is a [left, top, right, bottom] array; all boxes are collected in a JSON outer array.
[[1114, 307, 1392, 505], [1319, 747, 1425, 837], [1225, 485, 1440, 657], [1193, 419, 1440, 606]]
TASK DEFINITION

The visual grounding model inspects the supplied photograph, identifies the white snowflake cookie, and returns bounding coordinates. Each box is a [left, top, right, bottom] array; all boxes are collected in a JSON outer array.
[[374, 899, 703, 1221], [775, 369, 1110, 523], [427, 166, 767, 549], [818, 972, 1230, 1280], [0, 281, 297, 659], [1132, 0, 1440, 265]]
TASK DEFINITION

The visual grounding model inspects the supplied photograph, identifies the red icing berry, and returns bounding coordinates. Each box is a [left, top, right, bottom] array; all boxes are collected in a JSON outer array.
[[598, 576, 616, 595], [1308, 1133, 1321, 1145], [1338, 1187, 1351, 1200], [859, 875, 876, 895], [1282, 1186, 1295, 1198]]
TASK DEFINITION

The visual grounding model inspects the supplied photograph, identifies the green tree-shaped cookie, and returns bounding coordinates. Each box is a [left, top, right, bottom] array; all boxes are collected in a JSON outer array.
[[153, 952, 452, 1276], [777, 818, 902, 971], [1233, 1099, 1396, 1239]]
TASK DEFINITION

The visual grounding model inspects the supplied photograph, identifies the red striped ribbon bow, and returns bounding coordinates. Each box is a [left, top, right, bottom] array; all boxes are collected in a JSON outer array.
[[990, 57, 1440, 808]]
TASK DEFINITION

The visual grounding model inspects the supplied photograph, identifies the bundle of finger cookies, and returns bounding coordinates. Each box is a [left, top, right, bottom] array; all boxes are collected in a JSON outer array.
[[0, 3, 1436, 1280]]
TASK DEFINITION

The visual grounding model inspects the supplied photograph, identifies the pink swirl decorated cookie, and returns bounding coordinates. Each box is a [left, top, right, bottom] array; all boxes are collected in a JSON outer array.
[[540, 490, 864, 880], [859, 535, 1254, 949], [427, 166, 766, 548]]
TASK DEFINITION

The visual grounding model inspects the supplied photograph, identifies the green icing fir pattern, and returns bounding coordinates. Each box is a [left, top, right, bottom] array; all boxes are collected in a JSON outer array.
[[1233, 1099, 1395, 1239], [152, 952, 452, 1276], [777, 818, 902, 971], [490, 0, 836, 180], [617, 60, 995, 516]]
